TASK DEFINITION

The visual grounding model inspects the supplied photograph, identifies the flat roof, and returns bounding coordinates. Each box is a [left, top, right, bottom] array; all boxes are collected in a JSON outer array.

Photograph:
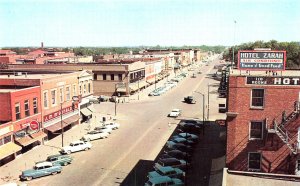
[[230, 69, 300, 77], [0, 73, 71, 80], [0, 88, 22, 93]]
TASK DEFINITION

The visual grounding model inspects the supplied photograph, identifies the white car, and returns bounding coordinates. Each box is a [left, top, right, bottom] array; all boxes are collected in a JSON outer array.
[[60, 141, 92, 154], [94, 126, 113, 134], [168, 109, 181, 117], [104, 122, 120, 130], [81, 130, 109, 141]]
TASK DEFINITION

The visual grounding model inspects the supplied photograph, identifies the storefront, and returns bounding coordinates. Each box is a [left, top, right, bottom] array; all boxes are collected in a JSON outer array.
[[80, 96, 93, 123]]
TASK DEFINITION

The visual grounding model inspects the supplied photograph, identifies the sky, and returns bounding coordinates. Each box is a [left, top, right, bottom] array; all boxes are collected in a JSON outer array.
[[0, 0, 299, 47]]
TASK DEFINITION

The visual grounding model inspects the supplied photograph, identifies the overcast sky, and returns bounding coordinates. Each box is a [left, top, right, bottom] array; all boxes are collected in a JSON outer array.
[[1, 0, 299, 47]]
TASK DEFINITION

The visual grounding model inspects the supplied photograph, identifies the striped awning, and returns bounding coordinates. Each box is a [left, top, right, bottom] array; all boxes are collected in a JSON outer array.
[[15, 131, 46, 147], [46, 115, 80, 133]]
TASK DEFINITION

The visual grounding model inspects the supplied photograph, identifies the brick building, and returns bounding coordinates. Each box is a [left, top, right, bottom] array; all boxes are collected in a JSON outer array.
[[0, 85, 43, 165], [226, 70, 300, 175]]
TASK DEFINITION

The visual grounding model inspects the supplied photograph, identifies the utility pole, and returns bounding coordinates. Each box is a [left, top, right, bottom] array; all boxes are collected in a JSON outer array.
[[114, 84, 117, 116], [231, 20, 237, 68], [207, 83, 210, 120], [138, 78, 140, 100], [60, 103, 64, 147]]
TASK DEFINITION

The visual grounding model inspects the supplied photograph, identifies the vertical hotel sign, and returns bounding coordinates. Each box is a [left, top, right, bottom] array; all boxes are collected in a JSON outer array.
[[238, 50, 286, 71]]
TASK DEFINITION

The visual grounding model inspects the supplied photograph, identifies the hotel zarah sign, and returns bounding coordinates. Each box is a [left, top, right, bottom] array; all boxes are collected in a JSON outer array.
[[246, 77, 300, 85], [238, 50, 286, 71]]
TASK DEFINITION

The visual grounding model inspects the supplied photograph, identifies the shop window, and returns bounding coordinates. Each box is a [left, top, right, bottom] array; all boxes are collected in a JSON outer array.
[[33, 98, 38, 114], [118, 74, 122, 81], [88, 83, 91, 93], [43, 91, 48, 108], [248, 152, 261, 171], [15, 102, 20, 120], [83, 84, 87, 94], [249, 121, 263, 140], [111, 74, 114, 81], [103, 74, 107, 80], [66, 86, 71, 101], [3, 136, 11, 144], [24, 100, 30, 117], [51, 89, 57, 105], [79, 85, 82, 95], [251, 89, 264, 108]]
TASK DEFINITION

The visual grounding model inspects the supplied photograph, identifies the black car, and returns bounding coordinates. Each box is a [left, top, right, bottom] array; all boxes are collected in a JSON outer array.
[[165, 143, 193, 154], [161, 150, 192, 161], [178, 123, 201, 134], [154, 158, 188, 171], [184, 96, 196, 104]]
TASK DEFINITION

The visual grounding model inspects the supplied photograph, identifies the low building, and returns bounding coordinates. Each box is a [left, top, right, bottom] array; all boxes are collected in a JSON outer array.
[[226, 69, 300, 175]]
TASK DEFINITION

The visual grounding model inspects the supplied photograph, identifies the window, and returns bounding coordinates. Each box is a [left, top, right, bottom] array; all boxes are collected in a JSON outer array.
[[24, 100, 30, 117], [51, 90, 57, 105], [15, 102, 20, 120], [66, 86, 71, 101], [103, 74, 107, 80], [111, 74, 114, 81], [93, 74, 97, 80], [33, 98, 38, 114], [248, 152, 261, 170], [79, 85, 82, 95], [251, 89, 264, 107], [249, 121, 264, 139], [3, 136, 11, 144], [83, 84, 86, 94], [88, 83, 91, 93], [73, 85, 77, 97], [118, 74, 122, 81], [43, 91, 48, 108], [59, 87, 64, 103]]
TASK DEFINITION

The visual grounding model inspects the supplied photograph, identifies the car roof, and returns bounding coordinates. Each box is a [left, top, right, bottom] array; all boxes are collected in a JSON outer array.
[[148, 176, 172, 184], [71, 140, 84, 144], [172, 109, 180, 111], [47, 154, 65, 159], [159, 158, 179, 163], [35, 161, 53, 167], [156, 166, 175, 173]]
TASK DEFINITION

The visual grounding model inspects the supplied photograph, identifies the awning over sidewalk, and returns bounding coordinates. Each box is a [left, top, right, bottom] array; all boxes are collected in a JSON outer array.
[[15, 131, 47, 147], [45, 115, 80, 133], [129, 84, 139, 92], [80, 108, 92, 117], [116, 87, 126, 93], [0, 142, 21, 159], [146, 78, 155, 84]]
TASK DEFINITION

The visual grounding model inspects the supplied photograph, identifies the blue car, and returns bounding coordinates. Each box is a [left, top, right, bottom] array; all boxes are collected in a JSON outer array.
[[148, 166, 184, 179], [145, 176, 183, 186], [20, 162, 62, 181]]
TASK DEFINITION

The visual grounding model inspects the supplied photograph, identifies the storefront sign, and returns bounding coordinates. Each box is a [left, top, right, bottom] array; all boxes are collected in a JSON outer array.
[[30, 120, 39, 130], [238, 50, 286, 70], [43, 105, 78, 122], [246, 77, 300, 85]]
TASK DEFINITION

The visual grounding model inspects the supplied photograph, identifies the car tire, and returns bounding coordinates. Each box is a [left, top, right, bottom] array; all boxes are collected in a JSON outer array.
[[84, 147, 89, 151], [66, 150, 71, 155], [26, 176, 33, 181], [52, 171, 58, 175]]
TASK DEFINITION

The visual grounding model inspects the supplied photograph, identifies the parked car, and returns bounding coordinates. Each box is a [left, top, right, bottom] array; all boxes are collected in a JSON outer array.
[[104, 122, 120, 130], [94, 126, 113, 134], [178, 123, 201, 134], [20, 162, 62, 181], [148, 166, 184, 179], [168, 109, 181, 117], [88, 96, 100, 104], [60, 141, 92, 154], [161, 150, 191, 161], [172, 133, 199, 142], [36, 154, 73, 166], [165, 143, 193, 154], [81, 130, 109, 141], [99, 95, 110, 102], [184, 96, 196, 104], [145, 176, 184, 186], [155, 158, 188, 171], [167, 137, 196, 146]]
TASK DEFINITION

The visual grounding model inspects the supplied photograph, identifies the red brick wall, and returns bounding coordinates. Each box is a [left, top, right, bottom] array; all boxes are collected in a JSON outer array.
[[0, 92, 12, 121], [227, 75, 300, 174]]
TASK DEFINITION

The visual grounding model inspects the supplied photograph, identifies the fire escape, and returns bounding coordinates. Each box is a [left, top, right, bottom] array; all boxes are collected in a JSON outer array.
[[268, 101, 300, 154]]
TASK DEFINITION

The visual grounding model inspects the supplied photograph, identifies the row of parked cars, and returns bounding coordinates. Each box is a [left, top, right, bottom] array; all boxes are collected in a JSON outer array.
[[148, 73, 188, 97], [19, 122, 120, 182], [144, 120, 203, 186]]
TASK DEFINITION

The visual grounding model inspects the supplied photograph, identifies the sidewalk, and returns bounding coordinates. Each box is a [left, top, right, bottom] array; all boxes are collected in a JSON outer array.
[[0, 111, 111, 185]]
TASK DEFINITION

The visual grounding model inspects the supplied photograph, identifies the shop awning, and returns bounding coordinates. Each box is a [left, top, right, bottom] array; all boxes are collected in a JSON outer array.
[[15, 131, 47, 147], [129, 84, 139, 92], [146, 78, 155, 84], [0, 142, 21, 159], [139, 81, 148, 88], [81, 108, 92, 116], [45, 115, 80, 133], [87, 106, 95, 113]]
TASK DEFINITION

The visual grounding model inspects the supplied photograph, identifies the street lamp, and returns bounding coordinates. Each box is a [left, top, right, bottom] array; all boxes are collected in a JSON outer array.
[[231, 20, 237, 68], [60, 103, 64, 147], [194, 91, 205, 135]]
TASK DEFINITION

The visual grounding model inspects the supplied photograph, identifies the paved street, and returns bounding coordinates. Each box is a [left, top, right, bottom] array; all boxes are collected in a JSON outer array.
[[0, 56, 226, 186]]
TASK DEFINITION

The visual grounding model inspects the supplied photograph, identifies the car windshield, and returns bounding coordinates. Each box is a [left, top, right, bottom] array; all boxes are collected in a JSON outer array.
[[88, 131, 98, 134]]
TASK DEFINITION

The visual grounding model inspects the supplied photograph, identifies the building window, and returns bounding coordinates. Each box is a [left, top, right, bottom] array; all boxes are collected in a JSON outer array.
[[103, 74, 107, 80], [15, 102, 20, 120], [43, 91, 48, 108], [111, 74, 114, 81], [59, 87, 64, 103], [73, 85, 77, 97], [250, 121, 264, 139], [33, 98, 38, 114], [79, 85, 82, 95], [93, 74, 97, 80], [66, 86, 71, 101], [83, 84, 86, 94], [0, 136, 12, 146], [24, 100, 30, 117], [88, 83, 91, 93], [248, 152, 261, 171], [51, 90, 57, 105], [118, 74, 122, 81], [251, 89, 264, 107]]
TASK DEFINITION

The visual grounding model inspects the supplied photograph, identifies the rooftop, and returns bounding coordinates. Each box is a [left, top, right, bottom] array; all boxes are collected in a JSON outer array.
[[0, 72, 70, 80]]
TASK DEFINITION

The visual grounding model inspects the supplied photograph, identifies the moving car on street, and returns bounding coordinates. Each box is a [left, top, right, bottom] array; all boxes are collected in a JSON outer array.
[[20, 162, 62, 181], [183, 96, 196, 104], [60, 141, 92, 154], [81, 130, 109, 141], [168, 109, 181, 118]]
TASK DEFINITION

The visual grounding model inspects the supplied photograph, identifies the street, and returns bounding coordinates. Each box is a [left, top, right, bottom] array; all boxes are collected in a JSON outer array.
[[0, 56, 226, 186]]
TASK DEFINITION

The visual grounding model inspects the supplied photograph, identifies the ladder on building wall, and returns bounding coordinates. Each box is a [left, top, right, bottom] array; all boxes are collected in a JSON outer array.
[[271, 101, 300, 155]]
